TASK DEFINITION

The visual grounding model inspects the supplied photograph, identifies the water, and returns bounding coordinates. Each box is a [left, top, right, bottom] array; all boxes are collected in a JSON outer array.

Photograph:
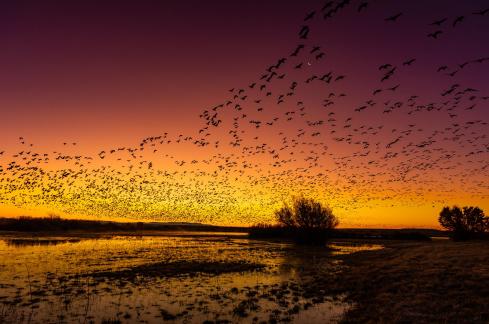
[[0, 233, 382, 323]]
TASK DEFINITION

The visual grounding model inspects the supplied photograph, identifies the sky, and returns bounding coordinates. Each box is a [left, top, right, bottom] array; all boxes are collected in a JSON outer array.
[[0, 0, 488, 228]]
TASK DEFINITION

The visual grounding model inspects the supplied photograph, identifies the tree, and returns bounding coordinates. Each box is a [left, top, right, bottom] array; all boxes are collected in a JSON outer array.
[[438, 206, 488, 240], [275, 197, 339, 230]]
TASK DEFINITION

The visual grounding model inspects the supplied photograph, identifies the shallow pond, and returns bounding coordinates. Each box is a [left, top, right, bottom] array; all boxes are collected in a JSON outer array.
[[0, 233, 382, 323]]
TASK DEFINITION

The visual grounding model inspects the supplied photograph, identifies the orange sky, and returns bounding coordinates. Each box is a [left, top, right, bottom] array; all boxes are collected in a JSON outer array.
[[0, 1, 488, 228]]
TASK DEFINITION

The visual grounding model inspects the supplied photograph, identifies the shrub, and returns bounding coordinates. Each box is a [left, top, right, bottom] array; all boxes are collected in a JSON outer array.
[[438, 206, 488, 240], [249, 197, 339, 245], [276, 197, 339, 230]]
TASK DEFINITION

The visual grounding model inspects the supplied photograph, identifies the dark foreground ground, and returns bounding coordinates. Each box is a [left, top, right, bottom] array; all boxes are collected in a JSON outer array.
[[325, 239, 489, 323]]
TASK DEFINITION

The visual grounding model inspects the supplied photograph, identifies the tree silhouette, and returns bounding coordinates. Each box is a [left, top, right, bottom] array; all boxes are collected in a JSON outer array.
[[438, 206, 488, 240], [276, 197, 339, 230], [249, 197, 339, 244]]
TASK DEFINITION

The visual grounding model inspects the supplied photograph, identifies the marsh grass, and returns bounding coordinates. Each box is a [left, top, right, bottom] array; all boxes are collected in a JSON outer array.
[[75, 260, 265, 283], [315, 240, 489, 323], [248, 225, 432, 244]]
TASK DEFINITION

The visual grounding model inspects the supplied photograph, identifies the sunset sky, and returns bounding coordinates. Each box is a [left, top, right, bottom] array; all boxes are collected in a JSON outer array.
[[0, 0, 488, 227]]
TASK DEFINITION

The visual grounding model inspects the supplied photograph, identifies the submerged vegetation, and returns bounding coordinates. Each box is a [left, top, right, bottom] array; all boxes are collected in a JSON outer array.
[[78, 260, 265, 282]]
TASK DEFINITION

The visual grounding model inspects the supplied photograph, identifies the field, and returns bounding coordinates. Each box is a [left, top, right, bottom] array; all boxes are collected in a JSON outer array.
[[335, 239, 489, 323]]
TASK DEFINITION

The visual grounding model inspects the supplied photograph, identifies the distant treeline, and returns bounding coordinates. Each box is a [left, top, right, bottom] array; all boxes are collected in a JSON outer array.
[[0, 216, 448, 240], [249, 224, 443, 241], [0, 216, 247, 233], [329, 228, 440, 240]]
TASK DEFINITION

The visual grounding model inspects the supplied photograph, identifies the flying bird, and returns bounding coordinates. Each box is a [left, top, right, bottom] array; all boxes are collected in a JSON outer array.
[[299, 25, 310, 39], [304, 11, 316, 21], [321, 1, 334, 12], [310, 46, 321, 54], [430, 18, 447, 26], [403, 58, 416, 66], [428, 30, 443, 39], [358, 2, 368, 12], [385, 13, 402, 22], [452, 16, 464, 27], [473, 8, 489, 16], [387, 84, 400, 91], [290, 44, 305, 56]]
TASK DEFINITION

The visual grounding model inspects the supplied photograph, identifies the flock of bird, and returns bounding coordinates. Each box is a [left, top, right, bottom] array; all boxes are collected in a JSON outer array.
[[0, 0, 488, 225]]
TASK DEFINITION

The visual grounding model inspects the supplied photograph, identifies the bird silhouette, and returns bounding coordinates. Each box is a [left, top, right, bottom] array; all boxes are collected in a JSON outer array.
[[358, 2, 368, 12], [290, 44, 305, 56], [428, 30, 443, 38], [430, 18, 447, 26], [452, 16, 464, 27], [379, 63, 392, 70], [385, 13, 402, 22], [473, 8, 489, 16], [304, 11, 316, 21], [299, 25, 310, 39], [403, 58, 416, 66]]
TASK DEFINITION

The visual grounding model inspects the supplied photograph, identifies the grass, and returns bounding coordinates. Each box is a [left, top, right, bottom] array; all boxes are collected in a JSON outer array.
[[313, 240, 489, 323], [330, 228, 434, 241], [248, 224, 433, 243]]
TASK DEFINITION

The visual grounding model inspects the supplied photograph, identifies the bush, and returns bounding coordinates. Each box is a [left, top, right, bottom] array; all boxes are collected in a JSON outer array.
[[249, 197, 339, 245], [276, 197, 339, 230], [438, 206, 488, 240]]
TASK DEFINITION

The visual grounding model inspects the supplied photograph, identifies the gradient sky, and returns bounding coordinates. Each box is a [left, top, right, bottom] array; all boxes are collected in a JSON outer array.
[[0, 0, 488, 227]]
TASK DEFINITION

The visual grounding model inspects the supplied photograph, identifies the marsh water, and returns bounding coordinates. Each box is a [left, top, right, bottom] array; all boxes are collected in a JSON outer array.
[[0, 233, 382, 323]]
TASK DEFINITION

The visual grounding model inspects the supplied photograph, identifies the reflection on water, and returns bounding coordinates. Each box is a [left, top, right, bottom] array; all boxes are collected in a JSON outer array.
[[0, 234, 382, 323], [4, 238, 81, 247], [329, 243, 383, 255]]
